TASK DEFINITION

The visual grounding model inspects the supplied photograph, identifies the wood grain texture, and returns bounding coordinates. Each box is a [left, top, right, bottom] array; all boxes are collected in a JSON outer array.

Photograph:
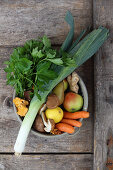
[[0, 154, 93, 170], [0, 47, 94, 153], [93, 0, 113, 169], [0, 0, 92, 46]]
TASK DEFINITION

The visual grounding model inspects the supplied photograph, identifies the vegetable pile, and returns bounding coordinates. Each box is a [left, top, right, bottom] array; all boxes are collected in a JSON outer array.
[[13, 74, 89, 134], [4, 11, 109, 155]]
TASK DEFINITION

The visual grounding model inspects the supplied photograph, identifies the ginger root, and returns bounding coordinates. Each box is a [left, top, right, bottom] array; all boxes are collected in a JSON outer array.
[[13, 97, 29, 116], [67, 72, 79, 93]]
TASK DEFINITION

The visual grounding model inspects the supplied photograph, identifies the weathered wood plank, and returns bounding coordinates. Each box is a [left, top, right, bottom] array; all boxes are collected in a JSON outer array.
[[0, 0, 92, 46], [93, 0, 113, 169], [0, 154, 93, 170], [0, 47, 94, 153]]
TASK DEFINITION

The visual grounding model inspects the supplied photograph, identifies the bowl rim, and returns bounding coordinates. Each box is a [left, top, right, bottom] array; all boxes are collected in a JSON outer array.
[[13, 75, 88, 138]]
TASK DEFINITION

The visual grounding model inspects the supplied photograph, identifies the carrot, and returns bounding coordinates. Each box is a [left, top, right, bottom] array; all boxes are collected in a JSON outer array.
[[61, 119, 82, 127], [63, 111, 89, 119], [56, 123, 75, 134]]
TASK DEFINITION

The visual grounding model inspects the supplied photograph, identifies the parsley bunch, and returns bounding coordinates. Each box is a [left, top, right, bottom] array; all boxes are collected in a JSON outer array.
[[4, 36, 68, 99]]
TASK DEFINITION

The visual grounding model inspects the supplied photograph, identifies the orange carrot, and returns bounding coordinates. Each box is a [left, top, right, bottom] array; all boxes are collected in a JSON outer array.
[[56, 123, 75, 134], [61, 119, 82, 127], [63, 111, 89, 119]]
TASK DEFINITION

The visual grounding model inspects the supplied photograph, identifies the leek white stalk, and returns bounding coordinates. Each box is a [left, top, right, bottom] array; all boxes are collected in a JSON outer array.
[[14, 95, 45, 154], [14, 68, 73, 154], [14, 67, 71, 154], [14, 26, 109, 155]]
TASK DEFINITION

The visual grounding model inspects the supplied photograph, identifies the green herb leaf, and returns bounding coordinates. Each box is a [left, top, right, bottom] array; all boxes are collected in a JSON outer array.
[[47, 53, 55, 58], [63, 58, 76, 66], [46, 49, 56, 58], [37, 61, 51, 72], [41, 70, 57, 79], [16, 58, 33, 72], [31, 47, 38, 57], [4, 61, 10, 65], [31, 48, 44, 59], [37, 50, 44, 58], [42, 35, 51, 48], [46, 58, 63, 65], [10, 49, 19, 61], [4, 67, 12, 73], [7, 79, 17, 86], [17, 80, 23, 96]]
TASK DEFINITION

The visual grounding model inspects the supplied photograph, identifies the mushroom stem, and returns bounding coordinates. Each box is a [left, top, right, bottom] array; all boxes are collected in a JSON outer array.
[[39, 104, 55, 133], [40, 112, 52, 132]]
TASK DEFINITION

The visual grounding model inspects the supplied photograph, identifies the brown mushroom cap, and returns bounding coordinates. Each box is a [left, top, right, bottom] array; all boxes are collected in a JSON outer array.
[[46, 93, 60, 109], [24, 91, 32, 101], [33, 115, 45, 132]]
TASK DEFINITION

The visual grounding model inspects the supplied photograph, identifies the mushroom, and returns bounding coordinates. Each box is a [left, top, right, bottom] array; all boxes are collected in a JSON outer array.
[[39, 104, 55, 133], [17, 105, 28, 117], [39, 104, 47, 115], [13, 97, 29, 116], [24, 90, 32, 101], [46, 93, 60, 109], [67, 72, 79, 93], [33, 114, 45, 132], [41, 112, 55, 132]]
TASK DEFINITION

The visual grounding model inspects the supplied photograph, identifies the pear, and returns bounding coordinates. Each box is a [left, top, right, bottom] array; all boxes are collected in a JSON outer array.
[[63, 79, 68, 91], [53, 81, 64, 105]]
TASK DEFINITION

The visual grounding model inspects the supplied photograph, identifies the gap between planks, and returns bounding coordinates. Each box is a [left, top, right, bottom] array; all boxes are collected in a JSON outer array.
[[0, 152, 93, 155]]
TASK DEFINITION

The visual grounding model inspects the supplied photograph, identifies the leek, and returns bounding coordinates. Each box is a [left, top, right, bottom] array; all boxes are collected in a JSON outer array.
[[14, 11, 109, 154]]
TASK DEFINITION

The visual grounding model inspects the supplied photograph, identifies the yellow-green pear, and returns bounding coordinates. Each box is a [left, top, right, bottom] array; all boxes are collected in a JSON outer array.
[[53, 81, 64, 105]]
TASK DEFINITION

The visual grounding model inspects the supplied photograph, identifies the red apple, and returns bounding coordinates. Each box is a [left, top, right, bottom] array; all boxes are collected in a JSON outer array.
[[63, 92, 83, 112]]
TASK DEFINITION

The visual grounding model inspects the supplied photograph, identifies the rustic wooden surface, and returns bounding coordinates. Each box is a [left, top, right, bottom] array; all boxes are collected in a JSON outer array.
[[0, 0, 94, 168], [93, 0, 113, 169], [0, 154, 93, 170], [1, 0, 112, 169], [0, 0, 92, 46]]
